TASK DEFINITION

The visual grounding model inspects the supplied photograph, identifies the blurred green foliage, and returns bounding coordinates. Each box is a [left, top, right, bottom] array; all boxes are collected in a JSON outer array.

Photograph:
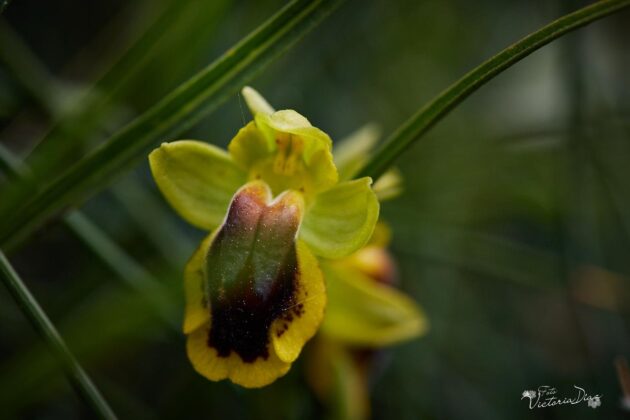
[[1, 0, 630, 418]]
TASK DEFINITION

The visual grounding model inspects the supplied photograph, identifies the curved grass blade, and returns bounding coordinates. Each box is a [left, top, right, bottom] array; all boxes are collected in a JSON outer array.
[[0, 251, 117, 419], [0, 0, 345, 249], [358, 0, 630, 180]]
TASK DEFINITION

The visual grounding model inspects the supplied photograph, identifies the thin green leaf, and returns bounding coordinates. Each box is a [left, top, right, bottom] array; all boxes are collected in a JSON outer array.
[[0, 251, 117, 419], [358, 0, 630, 180], [0, 0, 345, 249]]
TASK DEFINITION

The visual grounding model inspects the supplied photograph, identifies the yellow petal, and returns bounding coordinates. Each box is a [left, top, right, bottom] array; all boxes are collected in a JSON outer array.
[[366, 222, 392, 248], [227, 122, 274, 172], [346, 245, 396, 286], [321, 262, 428, 347], [300, 178, 379, 258], [228, 111, 338, 198], [242, 86, 275, 116], [271, 240, 326, 363], [187, 322, 291, 388], [258, 111, 337, 193], [182, 232, 215, 334], [149, 140, 246, 230]]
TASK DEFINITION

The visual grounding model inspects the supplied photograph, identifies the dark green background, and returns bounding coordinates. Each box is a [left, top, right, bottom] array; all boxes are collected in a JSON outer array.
[[1, 0, 629, 418]]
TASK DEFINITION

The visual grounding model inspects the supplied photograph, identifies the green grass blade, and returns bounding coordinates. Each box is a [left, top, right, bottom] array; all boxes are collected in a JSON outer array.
[[0, 251, 117, 419], [0, 0, 345, 249], [358, 0, 630, 180]]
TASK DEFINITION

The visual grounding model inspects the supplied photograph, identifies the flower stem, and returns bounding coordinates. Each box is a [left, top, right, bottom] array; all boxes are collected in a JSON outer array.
[[0, 251, 117, 419], [358, 0, 630, 180]]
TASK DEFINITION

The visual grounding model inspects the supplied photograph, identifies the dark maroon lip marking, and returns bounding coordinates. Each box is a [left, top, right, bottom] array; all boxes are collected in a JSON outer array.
[[208, 247, 297, 362], [204, 184, 304, 363]]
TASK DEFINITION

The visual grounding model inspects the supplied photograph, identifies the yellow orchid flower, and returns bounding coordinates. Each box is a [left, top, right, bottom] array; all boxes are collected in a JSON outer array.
[[148, 87, 379, 388]]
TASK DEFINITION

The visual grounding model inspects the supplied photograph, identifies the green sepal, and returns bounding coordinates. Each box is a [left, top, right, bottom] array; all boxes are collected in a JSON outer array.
[[149, 140, 246, 230], [372, 168, 403, 201], [242, 86, 275, 116], [300, 178, 379, 259], [321, 261, 428, 347], [228, 110, 338, 198]]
